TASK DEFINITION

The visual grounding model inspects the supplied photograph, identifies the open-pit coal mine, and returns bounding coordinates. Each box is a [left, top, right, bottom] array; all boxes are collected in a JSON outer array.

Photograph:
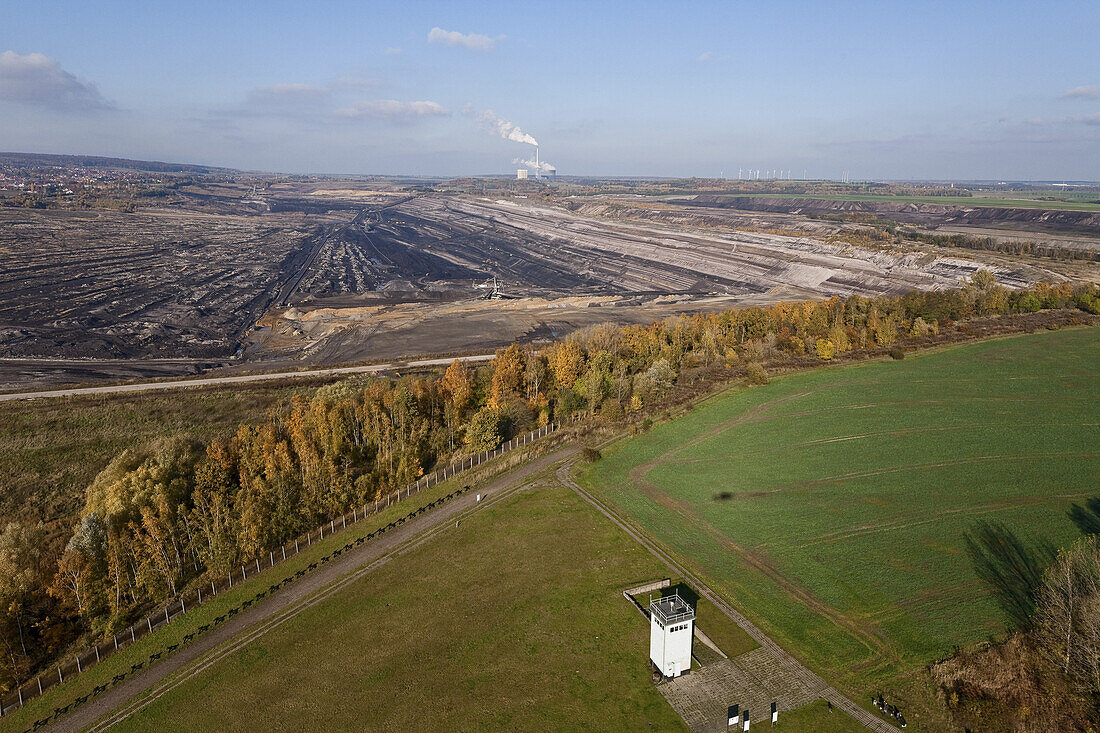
[[2, 187, 1088, 388]]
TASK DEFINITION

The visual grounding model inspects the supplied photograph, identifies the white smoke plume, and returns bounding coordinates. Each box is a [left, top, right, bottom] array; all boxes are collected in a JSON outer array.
[[513, 156, 554, 172], [465, 105, 538, 146]]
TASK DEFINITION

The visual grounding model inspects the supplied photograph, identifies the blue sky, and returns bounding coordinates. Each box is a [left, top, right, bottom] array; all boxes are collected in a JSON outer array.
[[1, 1, 1097, 179]]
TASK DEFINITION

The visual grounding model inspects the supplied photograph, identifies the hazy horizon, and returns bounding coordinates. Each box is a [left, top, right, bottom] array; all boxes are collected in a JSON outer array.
[[2, 1, 1098, 180]]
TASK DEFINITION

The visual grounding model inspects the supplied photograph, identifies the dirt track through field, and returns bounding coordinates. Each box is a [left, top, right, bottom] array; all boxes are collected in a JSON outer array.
[[560, 465, 900, 732], [624, 389, 899, 667], [42, 446, 574, 733]]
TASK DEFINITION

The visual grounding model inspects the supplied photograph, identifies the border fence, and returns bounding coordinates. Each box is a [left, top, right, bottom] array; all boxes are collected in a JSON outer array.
[[0, 418, 572, 722]]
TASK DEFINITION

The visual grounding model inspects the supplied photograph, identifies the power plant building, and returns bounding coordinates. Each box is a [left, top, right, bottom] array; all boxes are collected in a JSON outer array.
[[516, 168, 528, 180], [649, 593, 694, 678]]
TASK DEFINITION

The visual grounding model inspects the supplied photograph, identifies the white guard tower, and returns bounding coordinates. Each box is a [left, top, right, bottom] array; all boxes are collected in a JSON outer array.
[[649, 592, 695, 678]]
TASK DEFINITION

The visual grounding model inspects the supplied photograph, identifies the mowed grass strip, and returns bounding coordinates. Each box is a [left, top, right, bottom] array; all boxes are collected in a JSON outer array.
[[582, 327, 1099, 708], [107, 485, 687, 732]]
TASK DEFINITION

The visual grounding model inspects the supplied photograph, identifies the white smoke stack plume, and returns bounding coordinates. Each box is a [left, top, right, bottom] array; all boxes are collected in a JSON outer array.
[[513, 156, 554, 172], [465, 105, 539, 146]]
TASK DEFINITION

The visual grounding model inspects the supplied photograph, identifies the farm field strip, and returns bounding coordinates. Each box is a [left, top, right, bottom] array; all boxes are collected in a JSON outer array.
[[581, 327, 1100, 722]]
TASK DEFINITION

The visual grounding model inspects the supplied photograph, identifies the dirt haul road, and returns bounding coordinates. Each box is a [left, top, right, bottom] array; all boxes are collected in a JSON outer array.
[[0, 354, 495, 401]]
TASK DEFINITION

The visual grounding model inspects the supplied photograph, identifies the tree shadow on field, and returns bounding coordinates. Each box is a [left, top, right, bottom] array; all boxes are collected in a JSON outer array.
[[963, 521, 1055, 630], [1068, 497, 1100, 536]]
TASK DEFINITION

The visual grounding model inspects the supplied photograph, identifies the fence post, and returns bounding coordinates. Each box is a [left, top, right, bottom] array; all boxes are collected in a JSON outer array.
[[148, 617, 152, 633], [270, 551, 274, 567], [295, 539, 300, 553], [256, 558, 261, 573], [131, 626, 136, 642], [229, 571, 233, 588], [212, 579, 217, 596], [58, 666, 63, 684], [37, 677, 42, 695], [95, 645, 100, 662], [181, 596, 186, 614], [76, 655, 82, 673], [320, 524, 324, 540], [242, 564, 247, 580], [165, 607, 170, 624], [198, 588, 202, 605], [114, 634, 118, 650], [282, 545, 287, 561], [17, 688, 22, 706]]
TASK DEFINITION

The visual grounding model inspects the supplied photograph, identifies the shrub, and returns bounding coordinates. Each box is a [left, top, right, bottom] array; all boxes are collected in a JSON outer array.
[[889, 347, 905, 360], [580, 447, 602, 463], [745, 362, 769, 385]]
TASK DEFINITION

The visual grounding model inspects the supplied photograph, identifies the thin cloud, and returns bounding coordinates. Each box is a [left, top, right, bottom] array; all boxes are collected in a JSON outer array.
[[1064, 85, 1100, 100], [0, 50, 113, 110], [335, 76, 382, 91], [384, 47, 403, 55], [334, 99, 450, 120], [1023, 112, 1100, 127], [427, 27, 500, 51], [248, 83, 328, 104], [697, 51, 714, 62]]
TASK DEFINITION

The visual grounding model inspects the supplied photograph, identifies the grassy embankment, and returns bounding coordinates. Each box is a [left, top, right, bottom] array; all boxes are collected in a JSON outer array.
[[580, 326, 1099, 729]]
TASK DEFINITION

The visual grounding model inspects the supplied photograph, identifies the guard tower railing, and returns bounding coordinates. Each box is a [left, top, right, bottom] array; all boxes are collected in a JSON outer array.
[[649, 592, 695, 626]]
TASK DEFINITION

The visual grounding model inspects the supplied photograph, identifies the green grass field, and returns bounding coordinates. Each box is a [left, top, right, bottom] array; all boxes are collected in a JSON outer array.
[[105, 484, 692, 732], [581, 327, 1099, 720]]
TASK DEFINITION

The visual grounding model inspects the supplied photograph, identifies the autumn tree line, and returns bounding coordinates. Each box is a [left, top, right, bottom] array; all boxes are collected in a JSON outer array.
[[1, 277, 1097, 693]]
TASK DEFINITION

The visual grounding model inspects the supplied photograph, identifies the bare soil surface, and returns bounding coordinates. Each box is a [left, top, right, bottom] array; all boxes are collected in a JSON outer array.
[[5, 184, 1090, 389], [0, 208, 337, 360]]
